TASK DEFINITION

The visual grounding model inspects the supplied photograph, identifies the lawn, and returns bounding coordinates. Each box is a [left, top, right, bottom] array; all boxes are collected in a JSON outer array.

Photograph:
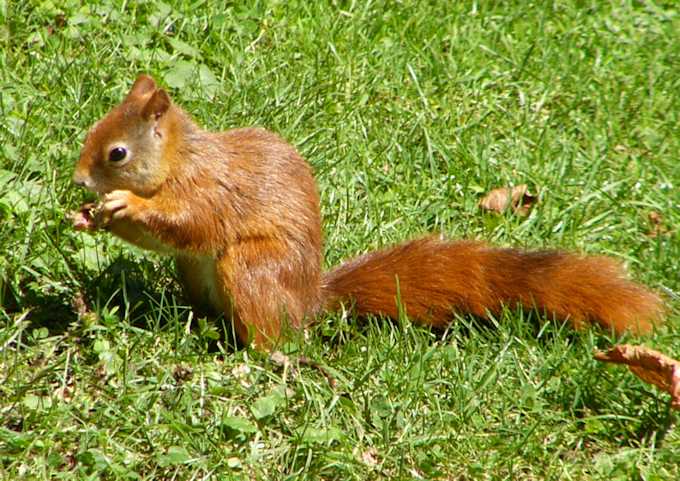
[[1, 1, 679, 479]]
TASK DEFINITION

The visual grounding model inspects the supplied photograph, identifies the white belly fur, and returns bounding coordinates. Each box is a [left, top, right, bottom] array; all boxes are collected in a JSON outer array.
[[193, 256, 223, 312]]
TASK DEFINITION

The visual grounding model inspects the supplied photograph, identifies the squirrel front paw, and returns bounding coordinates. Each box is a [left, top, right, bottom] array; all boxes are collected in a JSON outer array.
[[97, 190, 146, 226]]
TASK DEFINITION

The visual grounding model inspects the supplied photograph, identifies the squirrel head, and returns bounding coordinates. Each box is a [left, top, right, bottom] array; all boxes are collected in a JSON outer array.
[[74, 75, 178, 196]]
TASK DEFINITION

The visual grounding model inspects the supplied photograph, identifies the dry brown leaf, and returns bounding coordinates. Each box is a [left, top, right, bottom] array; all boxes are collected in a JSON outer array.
[[646, 211, 669, 238], [54, 382, 75, 403], [648, 211, 663, 225], [71, 291, 98, 323], [270, 350, 291, 368], [360, 447, 380, 467], [479, 184, 537, 216], [71, 292, 89, 317], [173, 364, 193, 383], [594, 344, 680, 410], [65, 452, 77, 470]]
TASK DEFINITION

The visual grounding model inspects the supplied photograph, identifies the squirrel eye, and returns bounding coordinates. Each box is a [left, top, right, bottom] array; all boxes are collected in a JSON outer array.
[[108, 147, 127, 163]]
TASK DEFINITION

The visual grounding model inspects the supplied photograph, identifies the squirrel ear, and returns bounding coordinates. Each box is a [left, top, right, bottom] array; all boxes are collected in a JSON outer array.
[[127, 74, 157, 99], [141, 89, 171, 120]]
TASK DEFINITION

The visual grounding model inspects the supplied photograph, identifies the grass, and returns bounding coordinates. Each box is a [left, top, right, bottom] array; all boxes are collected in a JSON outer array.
[[1, 0, 679, 479]]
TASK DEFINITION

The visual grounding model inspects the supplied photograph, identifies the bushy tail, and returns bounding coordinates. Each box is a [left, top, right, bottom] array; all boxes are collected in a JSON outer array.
[[321, 237, 664, 335]]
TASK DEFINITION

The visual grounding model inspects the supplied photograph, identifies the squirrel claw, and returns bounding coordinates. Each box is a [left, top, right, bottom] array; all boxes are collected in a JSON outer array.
[[99, 190, 139, 225]]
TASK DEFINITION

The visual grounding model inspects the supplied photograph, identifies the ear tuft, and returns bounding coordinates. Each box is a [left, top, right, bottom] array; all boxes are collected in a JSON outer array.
[[127, 74, 157, 99], [141, 89, 171, 120]]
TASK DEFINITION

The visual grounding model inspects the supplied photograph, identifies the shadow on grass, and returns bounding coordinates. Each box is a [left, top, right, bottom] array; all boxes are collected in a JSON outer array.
[[3, 256, 177, 336], [2, 254, 255, 354], [317, 304, 588, 351]]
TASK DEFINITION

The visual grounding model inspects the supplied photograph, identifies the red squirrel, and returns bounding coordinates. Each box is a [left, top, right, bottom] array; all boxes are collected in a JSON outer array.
[[72, 75, 664, 349]]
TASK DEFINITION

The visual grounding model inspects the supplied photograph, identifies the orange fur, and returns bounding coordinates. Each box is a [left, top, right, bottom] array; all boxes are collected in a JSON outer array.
[[74, 75, 664, 349], [322, 237, 663, 335]]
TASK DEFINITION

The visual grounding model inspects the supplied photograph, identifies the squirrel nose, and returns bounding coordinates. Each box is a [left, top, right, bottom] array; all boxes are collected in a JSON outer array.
[[73, 171, 92, 189]]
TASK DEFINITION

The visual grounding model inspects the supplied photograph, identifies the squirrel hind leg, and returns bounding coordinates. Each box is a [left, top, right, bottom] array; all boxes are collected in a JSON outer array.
[[215, 241, 320, 350]]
